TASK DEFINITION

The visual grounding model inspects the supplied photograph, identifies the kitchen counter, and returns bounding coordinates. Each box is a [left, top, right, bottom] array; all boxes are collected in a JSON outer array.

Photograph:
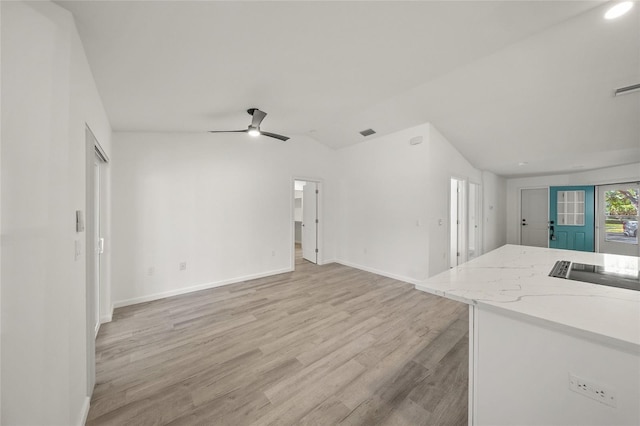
[[416, 244, 640, 425], [416, 244, 640, 349]]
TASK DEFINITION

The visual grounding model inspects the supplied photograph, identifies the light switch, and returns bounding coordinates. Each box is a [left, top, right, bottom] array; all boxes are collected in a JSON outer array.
[[76, 210, 84, 232]]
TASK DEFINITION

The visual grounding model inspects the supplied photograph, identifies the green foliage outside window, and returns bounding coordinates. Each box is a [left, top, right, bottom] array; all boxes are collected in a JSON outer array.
[[605, 189, 638, 216]]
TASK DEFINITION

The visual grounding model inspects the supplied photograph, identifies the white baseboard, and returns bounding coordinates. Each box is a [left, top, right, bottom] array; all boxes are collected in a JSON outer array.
[[100, 304, 114, 324], [113, 267, 294, 308], [94, 321, 100, 338], [78, 396, 90, 426], [335, 259, 422, 286]]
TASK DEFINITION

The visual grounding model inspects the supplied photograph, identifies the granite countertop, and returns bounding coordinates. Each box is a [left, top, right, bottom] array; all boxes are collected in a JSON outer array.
[[416, 244, 640, 349]]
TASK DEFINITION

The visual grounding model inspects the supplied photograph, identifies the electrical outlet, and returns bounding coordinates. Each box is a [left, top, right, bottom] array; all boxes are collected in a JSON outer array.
[[569, 374, 617, 407], [179, 262, 187, 271]]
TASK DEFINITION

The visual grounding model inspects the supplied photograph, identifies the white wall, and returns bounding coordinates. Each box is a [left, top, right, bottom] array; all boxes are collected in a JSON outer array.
[[476, 308, 639, 425], [111, 123, 507, 304], [335, 123, 505, 283], [1, 1, 112, 424], [111, 132, 337, 306], [426, 124, 490, 276], [506, 163, 640, 245], [482, 170, 508, 253]]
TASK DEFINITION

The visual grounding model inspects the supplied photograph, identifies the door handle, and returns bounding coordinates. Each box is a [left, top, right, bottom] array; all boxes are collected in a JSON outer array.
[[98, 238, 104, 254]]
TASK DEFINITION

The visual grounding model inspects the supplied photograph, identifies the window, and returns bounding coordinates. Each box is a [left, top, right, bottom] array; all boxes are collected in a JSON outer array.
[[557, 190, 585, 226]]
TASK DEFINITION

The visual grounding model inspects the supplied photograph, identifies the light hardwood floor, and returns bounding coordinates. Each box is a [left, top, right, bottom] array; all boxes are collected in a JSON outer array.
[[88, 249, 469, 425]]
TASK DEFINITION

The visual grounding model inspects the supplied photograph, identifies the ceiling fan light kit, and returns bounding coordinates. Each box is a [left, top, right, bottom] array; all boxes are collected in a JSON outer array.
[[604, 1, 633, 20], [209, 108, 290, 141]]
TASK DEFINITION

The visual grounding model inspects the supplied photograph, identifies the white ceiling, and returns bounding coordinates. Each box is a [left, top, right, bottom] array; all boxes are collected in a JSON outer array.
[[57, 1, 639, 177]]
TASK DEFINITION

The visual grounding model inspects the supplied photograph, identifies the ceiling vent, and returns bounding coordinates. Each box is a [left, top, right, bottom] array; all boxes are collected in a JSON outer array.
[[359, 128, 376, 137], [614, 83, 640, 96]]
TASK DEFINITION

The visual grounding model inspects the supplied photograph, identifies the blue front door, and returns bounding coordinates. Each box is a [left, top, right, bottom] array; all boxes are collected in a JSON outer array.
[[549, 186, 595, 252]]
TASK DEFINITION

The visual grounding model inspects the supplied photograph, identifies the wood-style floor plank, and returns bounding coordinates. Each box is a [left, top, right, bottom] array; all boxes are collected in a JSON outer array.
[[88, 250, 468, 425]]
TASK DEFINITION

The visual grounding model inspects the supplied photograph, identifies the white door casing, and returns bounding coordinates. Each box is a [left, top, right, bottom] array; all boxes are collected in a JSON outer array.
[[468, 182, 482, 261], [302, 182, 318, 264], [93, 158, 101, 336], [450, 178, 466, 268]]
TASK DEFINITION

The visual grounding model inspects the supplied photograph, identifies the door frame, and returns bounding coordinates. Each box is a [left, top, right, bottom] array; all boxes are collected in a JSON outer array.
[[467, 181, 483, 261], [595, 181, 640, 256], [85, 125, 109, 396], [93, 156, 101, 337], [450, 177, 467, 268], [291, 176, 323, 269], [518, 186, 549, 246], [549, 185, 596, 252]]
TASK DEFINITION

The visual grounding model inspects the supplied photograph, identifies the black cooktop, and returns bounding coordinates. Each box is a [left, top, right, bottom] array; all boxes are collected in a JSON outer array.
[[549, 260, 640, 292]]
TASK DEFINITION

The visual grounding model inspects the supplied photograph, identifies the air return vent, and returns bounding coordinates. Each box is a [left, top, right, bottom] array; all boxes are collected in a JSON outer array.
[[614, 83, 640, 96], [359, 128, 376, 137]]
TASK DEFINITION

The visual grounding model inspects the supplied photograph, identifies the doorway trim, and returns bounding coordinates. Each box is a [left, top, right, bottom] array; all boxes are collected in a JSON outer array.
[[85, 124, 109, 397], [595, 181, 639, 256], [450, 177, 467, 268], [467, 181, 483, 261], [291, 176, 323, 270]]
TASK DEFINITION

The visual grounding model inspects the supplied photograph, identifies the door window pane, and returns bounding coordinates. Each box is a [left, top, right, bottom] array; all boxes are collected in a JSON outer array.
[[557, 190, 585, 226], [604, 188, 638, 245]]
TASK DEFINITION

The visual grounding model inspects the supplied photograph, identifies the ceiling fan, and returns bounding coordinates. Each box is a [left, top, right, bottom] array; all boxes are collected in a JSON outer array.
[[208, 108, 290, 141]]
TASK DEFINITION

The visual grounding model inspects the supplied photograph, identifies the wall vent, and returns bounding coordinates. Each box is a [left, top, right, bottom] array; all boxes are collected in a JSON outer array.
[[359, 128, 376, 137], [614, 83, 640, 96]]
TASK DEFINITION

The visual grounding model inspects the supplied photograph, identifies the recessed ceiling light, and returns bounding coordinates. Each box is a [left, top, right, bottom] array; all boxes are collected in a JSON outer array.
[[604, 2, 633, 20], [518, 162, 528, 166]]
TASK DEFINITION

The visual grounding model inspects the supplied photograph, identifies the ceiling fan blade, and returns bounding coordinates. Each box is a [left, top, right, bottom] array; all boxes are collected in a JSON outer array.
[[208, 130, 247, 133], [260, 131, 290, 141], [250, 109, 267, 128]]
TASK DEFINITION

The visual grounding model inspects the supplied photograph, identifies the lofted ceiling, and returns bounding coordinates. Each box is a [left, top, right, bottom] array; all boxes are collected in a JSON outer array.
[[57, 1, 639, 177]]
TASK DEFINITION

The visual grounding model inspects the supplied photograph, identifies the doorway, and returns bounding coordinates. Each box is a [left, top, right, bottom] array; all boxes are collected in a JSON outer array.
[[85, 126, 108, 395], [596, 182, 639, 256], [520, 188, 549, 248], [93, 155, 101, 337], [293, 179, 320, 267], [549, 186, 595, 252], [450, 178, 466, 268], [468, 182, 482, 261]]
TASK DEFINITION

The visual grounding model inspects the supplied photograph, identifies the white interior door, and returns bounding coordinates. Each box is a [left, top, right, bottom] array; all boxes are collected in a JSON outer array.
[[468, 182, 482, 261], [302, 182, 318, 263], [450, 178, 466, 267], [521, 188, 549, 248], [93, 158, 101, 335], [596, 182, 639, 256]]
